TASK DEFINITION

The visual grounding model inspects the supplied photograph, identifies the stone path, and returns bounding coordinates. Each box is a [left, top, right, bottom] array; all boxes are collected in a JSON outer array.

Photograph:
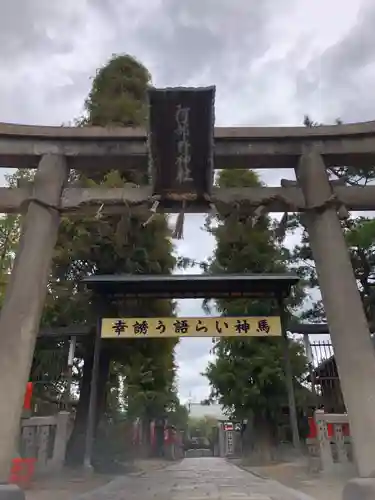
[[25, 459, 170, 500], [244, 461, 354, 500], [73, 457, 316, 499]]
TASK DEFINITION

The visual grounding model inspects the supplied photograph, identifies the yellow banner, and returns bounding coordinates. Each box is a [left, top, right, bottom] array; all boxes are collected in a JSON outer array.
[[101, 316, 282, 339]]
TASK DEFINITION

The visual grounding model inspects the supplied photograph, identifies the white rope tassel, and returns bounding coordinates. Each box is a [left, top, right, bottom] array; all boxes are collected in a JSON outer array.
[[142, 200, 160, 227], [275, 211, 289, 241], [172, 200, 186, 240], [209, 203, 218, 216], [337, 204, 349, 220], [202, 193, 217, 217], [251, 204, 267, 227], [95, 203, 104, 220]]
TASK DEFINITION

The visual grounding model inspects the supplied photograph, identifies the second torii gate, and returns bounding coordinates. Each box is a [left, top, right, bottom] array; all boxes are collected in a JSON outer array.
[[80, 272, 300, 468]]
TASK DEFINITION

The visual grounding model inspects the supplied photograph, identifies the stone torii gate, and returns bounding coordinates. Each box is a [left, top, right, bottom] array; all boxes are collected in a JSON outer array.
[[1, 93, 375, 498]]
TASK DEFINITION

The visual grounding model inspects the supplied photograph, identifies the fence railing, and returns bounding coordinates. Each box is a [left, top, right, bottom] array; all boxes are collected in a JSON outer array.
[[306, 410, 353, 473], [19, 411, 72, 474]]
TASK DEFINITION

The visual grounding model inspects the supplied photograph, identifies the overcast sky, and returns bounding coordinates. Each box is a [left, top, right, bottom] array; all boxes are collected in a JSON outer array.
[[0, 0, 374, 402]]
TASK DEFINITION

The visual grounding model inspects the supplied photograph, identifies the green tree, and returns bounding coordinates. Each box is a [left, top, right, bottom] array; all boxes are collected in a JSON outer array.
[[81, 54, 150, 127], [291, 214, 375, 324], [0, 212, 18, 305], [188, 416, 217, 439], [166, 398, 189, 430], [40, 54, 178, 464], [204, 169, 308, 458], [0, 169, 72, 410], [291, 117, 375, 324], [0, 169, 35, 304]]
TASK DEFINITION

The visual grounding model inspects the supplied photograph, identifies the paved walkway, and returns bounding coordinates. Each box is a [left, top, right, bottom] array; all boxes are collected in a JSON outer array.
[[73, 458, 316, 499]]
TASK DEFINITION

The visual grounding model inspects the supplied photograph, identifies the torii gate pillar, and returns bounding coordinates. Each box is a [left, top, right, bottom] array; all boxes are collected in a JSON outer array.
[[295, 149, 375, 478], [0, 154, 67, 488]]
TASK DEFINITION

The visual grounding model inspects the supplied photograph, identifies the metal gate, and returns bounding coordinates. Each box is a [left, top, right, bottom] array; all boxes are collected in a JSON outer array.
[[304, 338, 345, 413]]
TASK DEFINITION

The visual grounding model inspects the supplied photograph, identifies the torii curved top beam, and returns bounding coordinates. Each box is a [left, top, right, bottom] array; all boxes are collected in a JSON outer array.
[[1, 120, 375, 138], [1, 120, 375, 171]]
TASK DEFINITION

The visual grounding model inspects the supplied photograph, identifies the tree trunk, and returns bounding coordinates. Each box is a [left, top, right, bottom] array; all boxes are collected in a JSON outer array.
[[65, 335, 94, 465], [154, 422, 165, 457], [95, 345, 111, 429], [250, 413, 276, 464], [141, 418, 152, 458], [66, 339, 112, 465]]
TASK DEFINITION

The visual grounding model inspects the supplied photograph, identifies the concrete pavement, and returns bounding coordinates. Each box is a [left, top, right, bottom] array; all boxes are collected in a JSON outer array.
[[73, 457, 316, 500]]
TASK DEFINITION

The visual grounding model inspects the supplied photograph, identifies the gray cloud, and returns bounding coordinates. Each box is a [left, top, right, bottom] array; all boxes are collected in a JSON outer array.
[[0, 1, 83, 64], [134, 0, 290, 85], [177, 337, 213, 364], [176, 345, 213, 402], [0, 0, 369, 127], [295, 0, 375, 123], [176, 296, 214, 401]]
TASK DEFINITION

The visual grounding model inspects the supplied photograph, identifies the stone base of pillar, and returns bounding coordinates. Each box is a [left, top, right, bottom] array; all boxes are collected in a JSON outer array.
[[343, 478, 375, 500], [0, 484, 25, 499]]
